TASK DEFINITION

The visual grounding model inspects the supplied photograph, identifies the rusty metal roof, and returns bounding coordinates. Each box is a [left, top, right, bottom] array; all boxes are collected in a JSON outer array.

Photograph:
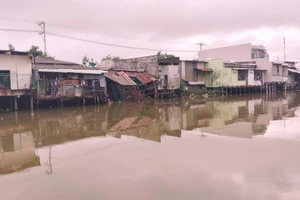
[[34, 57, 80, 65], [33, 64, 88, 70], [37, 68, 107, 75], [126, 71, 155, 85], [105, 70, 137, 86]]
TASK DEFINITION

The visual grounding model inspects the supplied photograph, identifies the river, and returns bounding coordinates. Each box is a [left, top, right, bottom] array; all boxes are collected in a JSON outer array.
[[0, 93, 300, 200]]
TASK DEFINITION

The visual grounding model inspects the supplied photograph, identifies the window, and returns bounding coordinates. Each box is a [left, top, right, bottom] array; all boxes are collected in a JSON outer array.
[[164, 75, 168, 86], [272, 65, 281, 76], [238, 70, 247, 81], [0, 70, 11, 89]]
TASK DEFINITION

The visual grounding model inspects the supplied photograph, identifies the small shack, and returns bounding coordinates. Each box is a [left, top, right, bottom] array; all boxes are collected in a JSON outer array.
[[33, 58, 107, 106], [98, 55, 181, 98], [105, 70, 143, 102]]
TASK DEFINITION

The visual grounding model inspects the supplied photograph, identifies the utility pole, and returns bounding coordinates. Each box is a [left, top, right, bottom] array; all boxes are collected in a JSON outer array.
[[196, 41, 206, 51], [283, 37, 286, 62], [38, 21, 47, 56]]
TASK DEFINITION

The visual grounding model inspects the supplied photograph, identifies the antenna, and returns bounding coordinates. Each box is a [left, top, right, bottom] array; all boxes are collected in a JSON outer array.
[[283, 38, 286, 62]]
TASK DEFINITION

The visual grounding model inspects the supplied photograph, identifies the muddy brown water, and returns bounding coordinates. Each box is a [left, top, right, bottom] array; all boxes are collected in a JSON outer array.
[[1, 93, 300, 200]]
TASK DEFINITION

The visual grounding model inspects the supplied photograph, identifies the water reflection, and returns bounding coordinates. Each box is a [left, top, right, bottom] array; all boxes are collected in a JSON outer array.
[[0, 93, 300, 174]]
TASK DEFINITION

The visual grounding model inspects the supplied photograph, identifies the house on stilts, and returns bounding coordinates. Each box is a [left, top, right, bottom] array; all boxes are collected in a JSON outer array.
[[33, 57, 108, 107], [0, 50, 35, 111]]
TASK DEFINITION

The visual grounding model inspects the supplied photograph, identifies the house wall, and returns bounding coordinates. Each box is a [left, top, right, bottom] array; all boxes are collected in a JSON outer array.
[[100, 55, 159, 76], [199, 43, 252, 61], [158, 65, 180, 90], [253, 58, 277, 83], [248, 70, 263, 86], [0, 54, 32, 90], [271, 64, 284, 82], [288, 72, 295, 85], [84, 74, 106, 87], [204, 59, 246, 87], [184, 62, 194, 81]]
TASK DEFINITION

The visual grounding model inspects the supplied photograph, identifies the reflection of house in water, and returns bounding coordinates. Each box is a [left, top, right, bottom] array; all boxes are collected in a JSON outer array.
[[0, 131, 40, 174], [108, 116, 161, 142], [181, 95, 300, 138], [181, 97, 286, 138], [158, 106, 182, 137], [35, 107, 108, 146], [181, 102, 213, 130], [106, 103, 182, 142]]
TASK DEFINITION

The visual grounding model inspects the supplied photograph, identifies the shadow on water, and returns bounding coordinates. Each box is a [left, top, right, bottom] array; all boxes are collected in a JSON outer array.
[[1, 92, 300, 174]]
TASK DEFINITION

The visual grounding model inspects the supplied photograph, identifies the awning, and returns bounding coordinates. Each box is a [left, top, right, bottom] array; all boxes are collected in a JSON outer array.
[[254, 69, 267, 71], [37, 68, 107, 74], [196, 68, 213, 72], [288, 69, 300, 74], [232, 68, 249, 70]]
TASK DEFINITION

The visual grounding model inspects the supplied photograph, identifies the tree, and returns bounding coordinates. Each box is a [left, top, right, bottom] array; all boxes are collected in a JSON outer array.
[[28, 45, 47, 57], [82, 55, 97, 67], [102, 55, 121, 61], [102, 54, 112, 61], [157, 51, 175, 59], [8, 44, 15, 51]]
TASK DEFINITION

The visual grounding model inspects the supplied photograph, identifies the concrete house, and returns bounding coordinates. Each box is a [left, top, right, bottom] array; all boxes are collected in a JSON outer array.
[[0, 50, 35, 110], [179, 60, 213, 90], [199, 43, 269, 61], [285, 61, 300, 88], [203, 59, 264, 89], [198, 43, 289, 91], [99, 55, 181, 97], [33, 57, 107, 106]]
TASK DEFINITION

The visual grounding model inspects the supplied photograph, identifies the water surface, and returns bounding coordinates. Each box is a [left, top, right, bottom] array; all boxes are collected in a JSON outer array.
[[1, 93, 300, 200]]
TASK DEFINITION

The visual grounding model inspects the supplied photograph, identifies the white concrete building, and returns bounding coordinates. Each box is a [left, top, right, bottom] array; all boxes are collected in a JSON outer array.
[[199, 43, 268, 61], [0, 50, 32, 90], [0, 50, 34, 111], [199, 43, 288, 89]]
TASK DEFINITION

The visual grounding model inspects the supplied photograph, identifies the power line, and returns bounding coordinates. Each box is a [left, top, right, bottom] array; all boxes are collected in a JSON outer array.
[[0, 16, 37, 23], [47, 22, 198, 45], [0, 28, 39, 33], [0, 16, 198, 45], [47, 32, 199, 52]]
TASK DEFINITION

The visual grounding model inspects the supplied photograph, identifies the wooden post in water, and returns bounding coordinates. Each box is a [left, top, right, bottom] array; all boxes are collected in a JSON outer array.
[[25, 96, 28, 110], [9, 97, 13, 111], [14, 96, 18, 111], [30, 96, 34, 110]]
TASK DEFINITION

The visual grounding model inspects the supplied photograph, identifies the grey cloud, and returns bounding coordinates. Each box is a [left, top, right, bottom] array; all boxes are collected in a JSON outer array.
[[1, 0, 300, 62], [1, 0, 300, 38]]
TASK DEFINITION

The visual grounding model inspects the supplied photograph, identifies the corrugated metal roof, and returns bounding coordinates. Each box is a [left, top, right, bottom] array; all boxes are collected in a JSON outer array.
[[288, 69, 300, 74], [105, 70, 137, 86], [126, 71, 155, 85], [37, 68, 107, 74], [33, 64, 88, 70], [34, 57, 80, 65]]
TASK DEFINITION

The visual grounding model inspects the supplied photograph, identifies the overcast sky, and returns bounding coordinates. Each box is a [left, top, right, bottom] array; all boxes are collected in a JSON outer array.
[[1, 0, 300, 63]]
